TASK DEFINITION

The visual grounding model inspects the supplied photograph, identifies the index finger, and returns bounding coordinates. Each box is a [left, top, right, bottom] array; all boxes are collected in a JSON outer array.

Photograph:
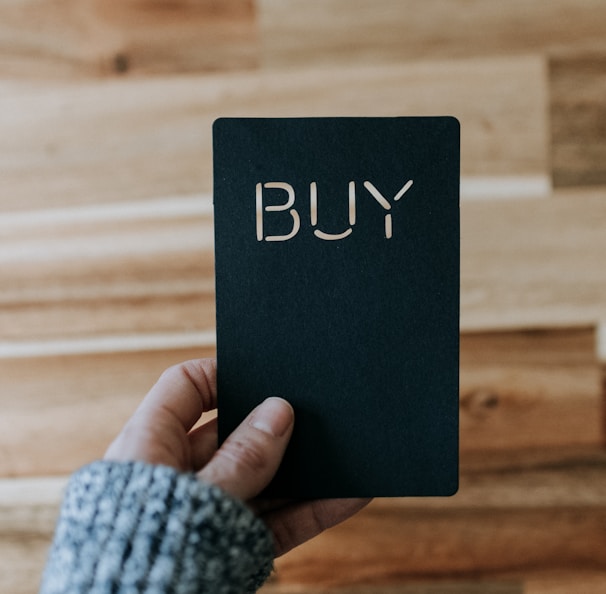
[[135, 358, 217, 432]]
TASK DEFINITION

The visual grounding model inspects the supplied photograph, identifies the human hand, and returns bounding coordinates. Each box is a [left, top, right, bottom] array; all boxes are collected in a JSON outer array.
[[104, 358, 370, 556]]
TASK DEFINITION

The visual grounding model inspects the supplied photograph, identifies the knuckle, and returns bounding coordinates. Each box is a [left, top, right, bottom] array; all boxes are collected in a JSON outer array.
[[217, 437, 269, 475], [270, 516, 299, 557], [158, 361, 196, 387], [309, 500, 330, 533], [158, 362, 182, 383], [158, 360, 215, 410]]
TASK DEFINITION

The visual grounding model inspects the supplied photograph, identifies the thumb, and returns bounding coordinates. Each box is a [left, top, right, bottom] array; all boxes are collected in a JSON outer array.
[[198, 397, 294, 500]]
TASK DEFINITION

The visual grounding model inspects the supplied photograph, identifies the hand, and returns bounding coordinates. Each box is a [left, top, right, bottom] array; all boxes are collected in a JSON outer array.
[[104, 358, 370, 556]]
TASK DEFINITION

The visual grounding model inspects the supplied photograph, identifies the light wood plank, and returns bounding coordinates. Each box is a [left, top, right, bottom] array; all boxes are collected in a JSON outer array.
[[259, 0, 606, 68], [0, 536, 51, 594], [0, 56, 547, 211], [0, 0, 256, 77], [0, 347, 215, 476], [3, 189, 606, 342], [461, 187, 606, 331], [0, 211, 214, 340], [0, 477, 64, 535]]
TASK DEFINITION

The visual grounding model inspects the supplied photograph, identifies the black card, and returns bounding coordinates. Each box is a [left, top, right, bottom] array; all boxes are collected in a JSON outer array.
[[213, 117, 459, 498]]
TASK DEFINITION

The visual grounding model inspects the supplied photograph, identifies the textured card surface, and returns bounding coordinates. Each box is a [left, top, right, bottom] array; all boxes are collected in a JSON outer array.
[[213, 117, 459, 498]]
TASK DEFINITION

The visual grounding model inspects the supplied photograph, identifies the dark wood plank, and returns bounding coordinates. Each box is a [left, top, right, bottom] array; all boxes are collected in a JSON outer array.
[[274, 500, 606, 586], [4, 457, 606, 592], [550, 50, 606, 187], [0, 0, 256, 77], [260, 580, 522, 593], [525, 571, 606, 594], [460, 328, 602, 451]]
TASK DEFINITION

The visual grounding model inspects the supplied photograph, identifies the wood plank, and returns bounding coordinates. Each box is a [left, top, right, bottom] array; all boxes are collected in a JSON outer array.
[[0, 209, 214, 340], [0, 0, 256, 78], [274, 478, 606, 586], [550, 50, 606, 187], [259, 0, 606, 68], [1, 196, 604, 477], [461, 187, 606, 331], [0, 536, 52, 594], [0, 347, 215, 476], [3, 189, 606, 342], [3, 458, 606, 590], [4, 551, 605, 594], [0, 477, 65, 535], [0, 56, 547, 211], [525, 571, 606, 594], [0, 329, 601, 477], [260, 583, 522, 594], [262, 573, 606, 594], [460, 328, 602, 451], [262, 579, 606, 594]]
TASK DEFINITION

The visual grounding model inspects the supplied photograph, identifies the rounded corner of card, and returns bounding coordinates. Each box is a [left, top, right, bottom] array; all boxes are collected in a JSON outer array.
[[444, 115, 461, 135]]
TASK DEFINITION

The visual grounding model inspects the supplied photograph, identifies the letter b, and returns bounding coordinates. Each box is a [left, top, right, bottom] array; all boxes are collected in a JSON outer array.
[[256, 182, 301, 242]]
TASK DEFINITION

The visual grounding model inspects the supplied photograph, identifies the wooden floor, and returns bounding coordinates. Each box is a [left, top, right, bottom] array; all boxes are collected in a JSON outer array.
[[1, 1, 606, 592]]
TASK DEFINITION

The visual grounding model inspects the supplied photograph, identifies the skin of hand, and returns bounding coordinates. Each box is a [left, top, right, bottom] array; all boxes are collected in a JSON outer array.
[[104, 358, 370, 557]]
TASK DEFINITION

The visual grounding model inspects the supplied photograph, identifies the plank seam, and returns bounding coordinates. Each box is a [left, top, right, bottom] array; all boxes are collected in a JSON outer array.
[[0, 175, 550, 232], [0, 331, 216, 359]]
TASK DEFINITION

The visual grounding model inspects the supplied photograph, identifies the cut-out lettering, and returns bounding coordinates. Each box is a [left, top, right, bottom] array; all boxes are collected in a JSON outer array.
[[363, 180, 413, 238], [310, 181, 355, 240], [256, 179, 413, 241]]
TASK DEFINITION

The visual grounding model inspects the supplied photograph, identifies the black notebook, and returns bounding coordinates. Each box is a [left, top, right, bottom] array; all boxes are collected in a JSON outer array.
[[213, 117, 459, 498]]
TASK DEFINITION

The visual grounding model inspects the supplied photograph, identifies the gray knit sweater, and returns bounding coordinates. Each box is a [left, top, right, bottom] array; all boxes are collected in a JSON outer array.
[[39, 461, 275, 594]]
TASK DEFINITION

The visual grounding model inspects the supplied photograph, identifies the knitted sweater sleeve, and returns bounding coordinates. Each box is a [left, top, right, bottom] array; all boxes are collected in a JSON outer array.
[[39, 460, 275, 594]]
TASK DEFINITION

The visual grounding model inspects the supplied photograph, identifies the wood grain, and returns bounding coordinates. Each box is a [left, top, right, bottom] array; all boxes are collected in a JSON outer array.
[[2, 192, 604, 478], [259, 0, 606, 68], [3, 457, 606, 592], [0, 211, 214, 340], [550, 50, 606, 187], [276, 506, 606, 583], [0, 56, 547, 211], [274, 473, 606, 586], [0, 0, 256, 78], [0, 347, 215, 476], [0, 536, 51, 594], [525, 571, 606, 594], [1, 1, 605, 593], [260, 583, 523, 594], [460, 187, 606, 331], [460, 328, 602, 451], [3, 189, 605, 344], [0, 329, 600, 477], [262, 579, 606, 594]]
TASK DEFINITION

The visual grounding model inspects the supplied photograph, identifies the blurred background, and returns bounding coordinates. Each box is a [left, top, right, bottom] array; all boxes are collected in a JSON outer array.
[[1, 1, 606, 592]]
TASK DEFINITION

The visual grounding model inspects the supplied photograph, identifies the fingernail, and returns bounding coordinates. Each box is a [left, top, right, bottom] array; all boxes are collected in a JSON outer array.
[[250, 397, 294, 437]]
